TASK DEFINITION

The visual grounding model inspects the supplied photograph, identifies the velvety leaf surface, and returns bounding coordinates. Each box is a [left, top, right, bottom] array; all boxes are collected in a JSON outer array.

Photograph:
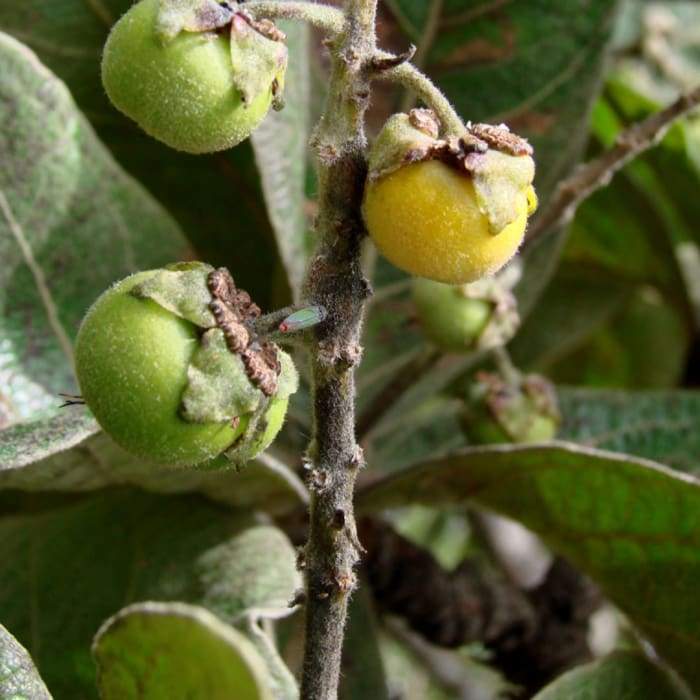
[[251, 20, 311, 300], [0, 31, 187, 425], [0, 413, 307, 513], [0, 409, 97, 470], [0, 2, 279, 306], [510, 263, 632, 370], [0, 623, 51, 700], [197, 525, 302, 623], [548, 287, 689, 389], [357, 442, 700, 692], [558, 388, 700, 474], [93, 602, 272, 700], [532, 651, 688, 700], [0, 491, 299, 698]]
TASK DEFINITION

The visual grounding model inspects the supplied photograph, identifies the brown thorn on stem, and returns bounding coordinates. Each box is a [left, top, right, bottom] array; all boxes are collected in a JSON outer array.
[[367, 44, 416, 73]]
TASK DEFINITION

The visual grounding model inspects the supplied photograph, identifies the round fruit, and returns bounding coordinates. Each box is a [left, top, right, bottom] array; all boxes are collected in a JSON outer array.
[[101, 0, 282, 153], [412, 278, 491, 352], [363, 160, 537, 284], [75, 271, 251, 466]]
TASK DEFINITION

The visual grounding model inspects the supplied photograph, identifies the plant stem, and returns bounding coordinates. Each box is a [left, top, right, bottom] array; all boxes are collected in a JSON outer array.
[[299, 1, 377, 698], [243, 1, 464, 136], [244, 0, 344, 35], [374, 53, 464, 136]]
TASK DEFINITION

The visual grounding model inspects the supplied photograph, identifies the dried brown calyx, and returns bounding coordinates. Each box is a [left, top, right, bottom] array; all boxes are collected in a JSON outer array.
[[367, 108, 533, 182], [207, 267, 281, 396], [430, 121, 533, 175]]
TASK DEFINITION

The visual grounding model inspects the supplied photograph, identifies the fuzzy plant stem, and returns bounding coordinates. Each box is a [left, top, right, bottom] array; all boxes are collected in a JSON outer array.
[[294, 1, 377, 698]]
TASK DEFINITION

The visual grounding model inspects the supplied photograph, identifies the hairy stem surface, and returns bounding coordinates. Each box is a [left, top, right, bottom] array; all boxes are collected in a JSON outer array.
[[299, 1, 377, 698]]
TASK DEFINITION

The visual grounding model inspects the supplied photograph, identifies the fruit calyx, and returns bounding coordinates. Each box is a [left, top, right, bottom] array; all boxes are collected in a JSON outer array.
[[206, 267, 281, 397], [156, 0, 288, 107]]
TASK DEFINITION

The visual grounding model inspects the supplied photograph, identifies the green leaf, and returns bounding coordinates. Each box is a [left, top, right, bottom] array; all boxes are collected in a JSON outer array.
[[510, 263, 632, 370], [196, 525, 302, 623], [357, 443, 700, 692], [558, 388, 700, 474], [0, 623, 51, 700], [548, 286, 689, 389], [0, 409, 97, 473], [0, 2, 279, 307], [0, 413, 307, 513], [93, 601, 273, 700], [0, 31, 188, 425], [251, 20, 311, 300], [532, 651, 689, 700], [0, 490, 298, 698]]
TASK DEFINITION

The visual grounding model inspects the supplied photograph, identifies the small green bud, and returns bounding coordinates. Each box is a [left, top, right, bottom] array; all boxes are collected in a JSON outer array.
[[463, 371, 560, 445], [412, 272, 520, 353]]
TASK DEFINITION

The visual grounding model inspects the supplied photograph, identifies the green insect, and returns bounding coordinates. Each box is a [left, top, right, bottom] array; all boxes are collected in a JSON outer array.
[[278, 305, 328, 333]]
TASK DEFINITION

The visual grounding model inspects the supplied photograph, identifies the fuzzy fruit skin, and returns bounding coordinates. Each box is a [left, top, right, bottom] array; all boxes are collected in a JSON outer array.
[[362, 160, 532, 284], [75, 271, 247, 466], [200, 395, 289, 470], [101, 0, 277, 153], [412, 278, 491, 352]]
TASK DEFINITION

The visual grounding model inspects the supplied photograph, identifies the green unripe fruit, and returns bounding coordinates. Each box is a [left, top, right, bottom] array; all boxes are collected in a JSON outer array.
[[101, 0, 286, 153], [75, 267, 296, 467], [76, 272, 246, 465], [412, 279, 491, 352]]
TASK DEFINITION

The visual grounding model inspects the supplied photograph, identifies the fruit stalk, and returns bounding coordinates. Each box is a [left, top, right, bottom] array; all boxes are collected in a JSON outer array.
[[298, 0, 376, 698]]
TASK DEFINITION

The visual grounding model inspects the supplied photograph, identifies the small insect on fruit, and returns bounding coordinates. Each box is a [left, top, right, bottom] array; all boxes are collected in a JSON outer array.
[[278, 305, 328, 333]]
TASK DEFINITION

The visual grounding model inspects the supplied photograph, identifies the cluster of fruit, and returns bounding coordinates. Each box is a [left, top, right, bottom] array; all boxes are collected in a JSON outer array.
[[76, 0, 542, 467]]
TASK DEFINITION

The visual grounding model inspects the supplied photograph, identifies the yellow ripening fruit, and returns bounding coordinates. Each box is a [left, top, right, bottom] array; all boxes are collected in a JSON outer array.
[[362, 160, 537, 284]]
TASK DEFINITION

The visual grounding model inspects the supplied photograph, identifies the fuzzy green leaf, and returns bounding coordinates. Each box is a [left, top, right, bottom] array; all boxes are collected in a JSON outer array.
[[532, 651, 688, 700], [0, 624, 51, 700], [358, 442, 700, 692], [0, 32, 187, 425], [0, 3, 278, 307], [196, 525, 301, 623], [558, 388, 700, 474], [0, 491, 300, 698], [0, 413, 307, 513], [93, 602, 273, 700]]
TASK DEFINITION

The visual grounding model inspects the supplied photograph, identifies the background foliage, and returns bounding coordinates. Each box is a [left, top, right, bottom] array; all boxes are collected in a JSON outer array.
[[1, 0, 699, 698]]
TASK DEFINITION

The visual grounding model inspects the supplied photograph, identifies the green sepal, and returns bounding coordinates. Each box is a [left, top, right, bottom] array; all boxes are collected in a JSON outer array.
[[460, 272, 520, 350], [469, 149, 535, 234], [367, 111, 438, 181], [182, 328, 264, 423], [230, 15, 288, 106], [156, 0, 236, 40], [130, 261, 216, 328], [276, 349, 299, 399]]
